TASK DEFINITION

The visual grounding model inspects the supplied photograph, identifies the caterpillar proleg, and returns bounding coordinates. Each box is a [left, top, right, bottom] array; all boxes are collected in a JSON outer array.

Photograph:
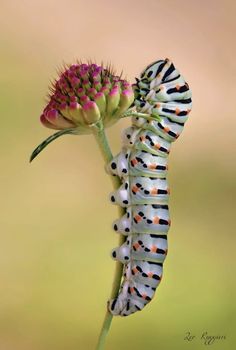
[[107, 58, 192, 316]]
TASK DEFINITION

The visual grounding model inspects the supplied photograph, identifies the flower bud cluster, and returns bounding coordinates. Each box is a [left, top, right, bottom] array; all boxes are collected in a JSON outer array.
[[41, 63, 134, 132]]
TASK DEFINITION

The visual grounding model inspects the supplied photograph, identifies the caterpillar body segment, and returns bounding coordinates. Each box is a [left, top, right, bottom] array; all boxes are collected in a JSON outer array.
[[111, 176, 169, 206], [107, 59, 192, 316]]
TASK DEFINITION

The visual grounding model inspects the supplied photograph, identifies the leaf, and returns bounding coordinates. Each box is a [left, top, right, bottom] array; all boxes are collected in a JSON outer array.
[[29, 128, 75, 162]]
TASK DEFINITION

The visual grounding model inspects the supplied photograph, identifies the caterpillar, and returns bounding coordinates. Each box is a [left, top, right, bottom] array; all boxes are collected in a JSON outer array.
[[106, 58, 192, 316]]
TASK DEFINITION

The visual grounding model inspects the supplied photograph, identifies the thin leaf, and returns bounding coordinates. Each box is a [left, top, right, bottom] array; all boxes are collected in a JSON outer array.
[[29, 128, 75, 162]]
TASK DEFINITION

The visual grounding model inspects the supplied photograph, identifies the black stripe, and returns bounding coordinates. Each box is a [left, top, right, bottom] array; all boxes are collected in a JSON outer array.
[[177, 110, 188, 116], [159, 146, 168, 153], [136, 157, 144, 163], [163, 107, 175, 114], [167, 85, 188, 94], [164, 74, 181, 83], [141, 88, 150, 93], [156, 165, 166, 171], [154, 61, 167, 78], [145, 60, 164, 72], [150, 234, 167, 239], [162, 63, 175, 81], [173, 98, 192, 104], [134, 287, 142, 298], [158, 189, 168, 195], [166, 117, 184, 126], [147, 261, 163, 266], [157, 248, 166, 254], [158, 122, 164, 130], [152, 274, 161, 280], [136, 265, 143, 272], [149, 152, 163, 158], [159, 219, 169, 225], [168, 130, 177, 137], [110, 299, 117, 311], [151, 204, 169, 209]]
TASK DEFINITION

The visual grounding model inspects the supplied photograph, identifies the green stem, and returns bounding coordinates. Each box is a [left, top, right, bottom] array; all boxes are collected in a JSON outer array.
[[123, 109, 150, 119], [122, 109, 161, 122], [91, 120, 125, 350]]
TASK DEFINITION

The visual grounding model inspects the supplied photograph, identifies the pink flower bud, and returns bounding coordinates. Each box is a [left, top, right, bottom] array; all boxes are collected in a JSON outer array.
[[39, 62, 134, 131]]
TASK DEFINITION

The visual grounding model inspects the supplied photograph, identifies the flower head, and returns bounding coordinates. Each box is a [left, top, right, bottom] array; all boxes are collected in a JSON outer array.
[[41, 63, 134, 133]]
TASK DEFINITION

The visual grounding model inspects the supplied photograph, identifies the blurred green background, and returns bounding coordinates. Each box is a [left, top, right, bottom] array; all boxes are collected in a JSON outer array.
[[0, 0, 235, 349]]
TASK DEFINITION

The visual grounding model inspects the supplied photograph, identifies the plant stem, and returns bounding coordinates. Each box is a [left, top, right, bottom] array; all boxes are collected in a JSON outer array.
[[91, 120, 125, 350], [122, 109, 161, 122]]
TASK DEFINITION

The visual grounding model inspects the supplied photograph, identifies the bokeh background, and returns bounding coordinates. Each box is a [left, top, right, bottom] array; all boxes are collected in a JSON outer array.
[[0, 0, 235, 349]]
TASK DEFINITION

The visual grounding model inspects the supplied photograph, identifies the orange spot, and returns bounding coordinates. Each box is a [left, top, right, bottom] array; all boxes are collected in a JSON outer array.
[[164, 127, 170, 133], [151, 188, 158, 195], [153, 216, 159, 224], [154, 143, 160, 149], [130, 287, 135, 294], [187, 109, 191, 114], [131, 158, 138, 166], [133, 242, 140, 250], [176, 85, 180, 90], [132, 267, 138, 274], [156, 103, 161, 108], [132, 185, 139, 193], [142, 293, 147, 299], [151, 245, 157, 253], [167, 188, 170, 194], [175, 108, 180, 115], [134, 215, 142, 223], [140, 136, 145, 142], [148, 164, 157, 170], [148, 272, 153, 278], [160, 85, 164, 90]]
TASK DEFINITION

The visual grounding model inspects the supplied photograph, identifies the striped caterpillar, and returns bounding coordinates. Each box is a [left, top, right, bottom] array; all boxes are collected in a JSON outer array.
[[106, 58, 192, 316]]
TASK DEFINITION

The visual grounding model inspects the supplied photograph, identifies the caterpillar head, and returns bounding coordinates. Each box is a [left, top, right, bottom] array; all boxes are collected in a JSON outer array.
[[140, 59, 168, 82]]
